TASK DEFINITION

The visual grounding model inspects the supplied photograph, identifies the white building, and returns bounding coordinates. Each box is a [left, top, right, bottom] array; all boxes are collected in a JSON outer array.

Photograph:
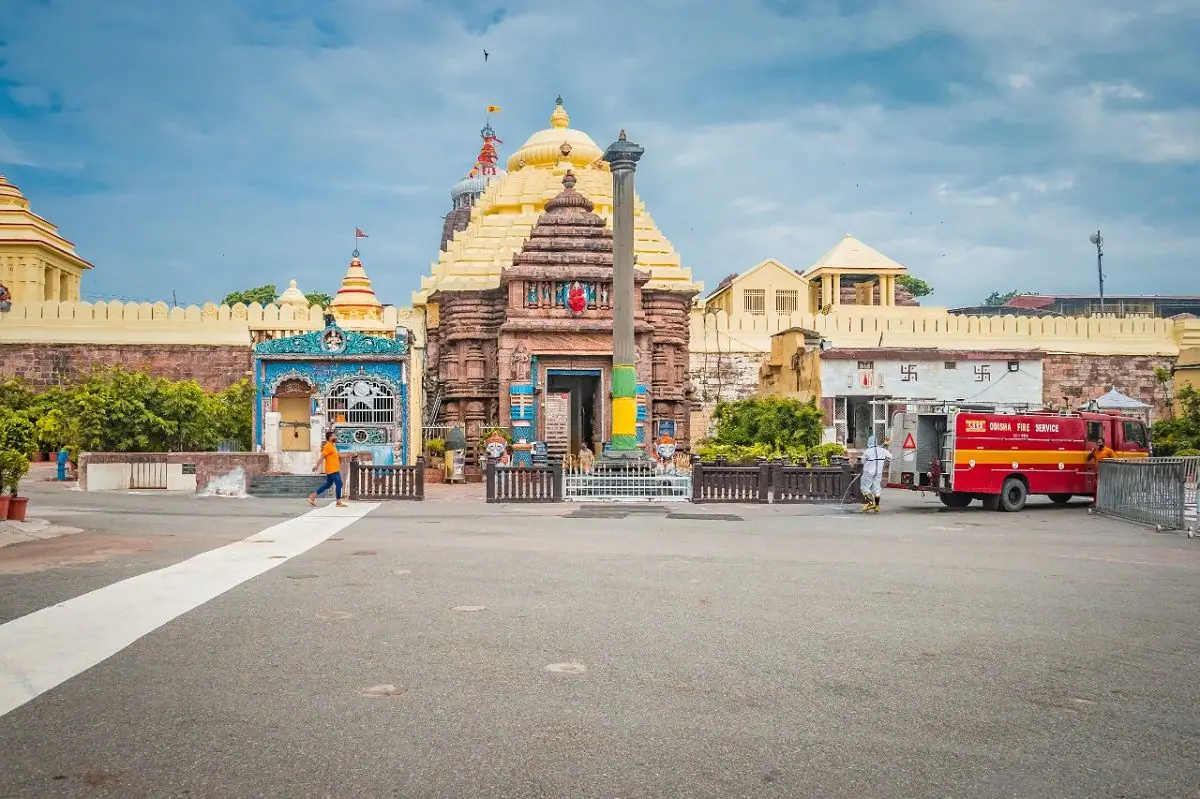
[[820, 349, 1045, 447]]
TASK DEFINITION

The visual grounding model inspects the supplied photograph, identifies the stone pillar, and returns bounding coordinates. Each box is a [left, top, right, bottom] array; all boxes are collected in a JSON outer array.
[[603, 130, 645, 455], [831, 273, 842, 305]]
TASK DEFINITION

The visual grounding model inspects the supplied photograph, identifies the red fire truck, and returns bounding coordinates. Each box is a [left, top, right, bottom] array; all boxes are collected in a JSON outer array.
[[886, 405, 1150, 511]]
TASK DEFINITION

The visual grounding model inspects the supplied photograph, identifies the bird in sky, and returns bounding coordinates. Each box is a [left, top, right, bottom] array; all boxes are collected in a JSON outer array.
[[483, 49, 489, 62]]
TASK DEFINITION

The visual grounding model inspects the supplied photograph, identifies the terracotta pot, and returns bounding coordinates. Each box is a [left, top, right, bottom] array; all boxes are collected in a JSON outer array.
[[0, 496, 9, 520], [6, 497, 27, 522], [424, 468, 444, 484]]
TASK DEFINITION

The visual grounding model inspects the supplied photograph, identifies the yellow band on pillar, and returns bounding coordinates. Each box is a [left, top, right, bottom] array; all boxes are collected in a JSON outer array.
[[612, 396, 637, 436]]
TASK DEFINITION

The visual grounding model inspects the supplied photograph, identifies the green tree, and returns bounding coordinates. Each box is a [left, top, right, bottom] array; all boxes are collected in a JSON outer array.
[[0, 409, 36, 457], [304, 292, 333, 308], [983, 290, 1027, 307], [222, 284, 278, 306], [895, 275, 933, 298], [712, 397, 824, 450], [211, 379, 255, 450], [1151, 384, 1200, 456]]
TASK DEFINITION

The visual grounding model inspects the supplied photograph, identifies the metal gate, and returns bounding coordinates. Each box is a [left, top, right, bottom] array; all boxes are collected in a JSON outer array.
[[129, 454, 168, 489]]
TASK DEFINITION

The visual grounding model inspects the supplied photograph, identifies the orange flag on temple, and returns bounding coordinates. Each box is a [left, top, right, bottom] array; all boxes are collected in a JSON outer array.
[[487, 105, 501, 113], [355, 228, 368, 239]]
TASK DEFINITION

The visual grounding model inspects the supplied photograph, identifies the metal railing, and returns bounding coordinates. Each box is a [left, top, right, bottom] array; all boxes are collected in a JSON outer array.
[[1096, 457, 1199, 533], [563, 460, 693, 503]]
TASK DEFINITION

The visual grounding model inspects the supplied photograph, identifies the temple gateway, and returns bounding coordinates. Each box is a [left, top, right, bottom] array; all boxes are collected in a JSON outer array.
[[419, 100, 701, 459]]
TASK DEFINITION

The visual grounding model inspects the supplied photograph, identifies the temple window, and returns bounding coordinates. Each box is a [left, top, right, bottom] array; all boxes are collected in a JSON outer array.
[[775, 289, 798, 314], [744, 289, 766, 316], [325, 379, 396, 426]]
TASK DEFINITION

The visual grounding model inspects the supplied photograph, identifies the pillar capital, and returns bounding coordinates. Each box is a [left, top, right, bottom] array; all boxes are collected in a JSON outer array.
[[603, 132, 644, 173]]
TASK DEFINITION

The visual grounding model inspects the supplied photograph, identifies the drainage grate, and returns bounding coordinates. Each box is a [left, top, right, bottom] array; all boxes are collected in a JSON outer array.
[[667, 513, 744, 522]]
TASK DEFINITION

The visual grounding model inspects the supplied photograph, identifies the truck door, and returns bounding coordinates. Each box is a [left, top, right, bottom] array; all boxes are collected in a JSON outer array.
[[1083, 420, 1105, 494], [1117, 418, 1149, 457]]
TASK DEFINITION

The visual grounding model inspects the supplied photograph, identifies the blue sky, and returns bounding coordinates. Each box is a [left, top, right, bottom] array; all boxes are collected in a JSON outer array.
[[1, 0, 1197, 307]]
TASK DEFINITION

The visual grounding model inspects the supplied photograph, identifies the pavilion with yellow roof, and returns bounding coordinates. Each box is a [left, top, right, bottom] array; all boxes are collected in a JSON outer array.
[[0, 174, 93, 304]]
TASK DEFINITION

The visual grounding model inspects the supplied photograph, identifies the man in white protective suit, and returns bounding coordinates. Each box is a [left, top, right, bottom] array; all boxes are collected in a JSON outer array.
[[859, 435, 892, 513]]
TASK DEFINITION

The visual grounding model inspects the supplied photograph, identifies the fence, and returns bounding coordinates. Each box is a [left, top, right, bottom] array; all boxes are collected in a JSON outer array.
[[486, 461, 563, 503], [348, 458, 425, 501], [1095, 457, 1199, 533], [692, 458, 858, 504], [563, 460, 692, 502]]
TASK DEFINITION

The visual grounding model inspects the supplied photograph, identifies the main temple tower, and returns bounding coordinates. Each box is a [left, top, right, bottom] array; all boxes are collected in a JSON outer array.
[[418, 98, 701, 456]]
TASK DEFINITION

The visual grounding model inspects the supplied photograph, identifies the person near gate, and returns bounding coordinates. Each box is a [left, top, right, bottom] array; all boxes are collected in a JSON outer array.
[[860, 435, 892, 513], [1085, 436, 1116, 504], [308, 430, 347, 508]]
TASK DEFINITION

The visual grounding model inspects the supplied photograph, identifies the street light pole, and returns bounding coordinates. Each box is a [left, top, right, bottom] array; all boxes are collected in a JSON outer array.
[[1089, 230, 1105, 314]]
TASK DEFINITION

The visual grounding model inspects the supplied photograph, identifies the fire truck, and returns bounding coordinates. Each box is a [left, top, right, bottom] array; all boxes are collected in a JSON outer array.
[[886, 404, 1150, 511]]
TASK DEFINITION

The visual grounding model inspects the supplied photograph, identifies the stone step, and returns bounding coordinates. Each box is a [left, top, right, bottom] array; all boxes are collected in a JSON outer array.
[[247, 475, 327, 498]]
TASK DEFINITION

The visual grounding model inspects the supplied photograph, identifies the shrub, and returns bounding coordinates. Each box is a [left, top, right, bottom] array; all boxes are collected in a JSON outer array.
[[425, 438, 446, 456], [711, 397, 823, 451], [0, 449, 30, 496], [0, 409, 36, 458]]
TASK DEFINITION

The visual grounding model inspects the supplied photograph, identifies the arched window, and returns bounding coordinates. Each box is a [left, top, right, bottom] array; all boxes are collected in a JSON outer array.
[[326, 379, 396, 426]]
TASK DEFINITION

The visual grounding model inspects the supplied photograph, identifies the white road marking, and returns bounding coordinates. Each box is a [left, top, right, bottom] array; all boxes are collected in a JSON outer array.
[[0, 503, 378, 719]]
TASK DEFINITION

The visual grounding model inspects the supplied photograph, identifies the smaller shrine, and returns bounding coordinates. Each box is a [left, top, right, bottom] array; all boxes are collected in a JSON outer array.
[[251, 252, 410, 473]]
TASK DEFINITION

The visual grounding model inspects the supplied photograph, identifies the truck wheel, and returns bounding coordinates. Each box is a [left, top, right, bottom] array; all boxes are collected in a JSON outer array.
[[1048, 493, 1072, 504], [999, 477, 1028, 512], [938, 492, 972, 508]]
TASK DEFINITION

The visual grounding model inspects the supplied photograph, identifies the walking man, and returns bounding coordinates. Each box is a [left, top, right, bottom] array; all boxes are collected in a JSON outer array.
[[860, 435, 892, 513], [308, 430, 347, 508]]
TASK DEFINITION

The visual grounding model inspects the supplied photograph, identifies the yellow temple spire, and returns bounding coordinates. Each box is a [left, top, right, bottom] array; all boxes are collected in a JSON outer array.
[[329, 251, 383, 321]]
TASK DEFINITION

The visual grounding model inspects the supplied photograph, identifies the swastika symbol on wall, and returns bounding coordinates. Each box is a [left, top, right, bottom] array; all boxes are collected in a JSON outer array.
[[900, 364, 918, 382], [974, 364, 992, 382]]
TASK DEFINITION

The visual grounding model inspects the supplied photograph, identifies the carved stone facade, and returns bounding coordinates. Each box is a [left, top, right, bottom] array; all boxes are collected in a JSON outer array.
[[426, 172, 695, 458]]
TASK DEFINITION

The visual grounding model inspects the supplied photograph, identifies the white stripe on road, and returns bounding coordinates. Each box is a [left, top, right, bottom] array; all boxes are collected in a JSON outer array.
[[0, 503, 378, 719]]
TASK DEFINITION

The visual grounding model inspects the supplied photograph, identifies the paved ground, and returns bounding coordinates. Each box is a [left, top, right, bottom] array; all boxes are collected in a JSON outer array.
[[1, 471, 1198, 798]]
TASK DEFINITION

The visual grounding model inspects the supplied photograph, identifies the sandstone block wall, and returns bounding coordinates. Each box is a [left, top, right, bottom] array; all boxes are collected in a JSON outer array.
[[1042, 354, 1174, 417], [1, 343, 252, 392], [689, 350, 767, 439]]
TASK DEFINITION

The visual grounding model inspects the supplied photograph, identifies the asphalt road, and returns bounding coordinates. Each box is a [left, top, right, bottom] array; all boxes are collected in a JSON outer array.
[[1, 478, 1198, 798]]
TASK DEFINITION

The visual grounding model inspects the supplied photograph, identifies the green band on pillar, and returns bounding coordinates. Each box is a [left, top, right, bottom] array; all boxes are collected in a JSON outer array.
[[611, 363, 637, 397], [611, 433, 639, 449]]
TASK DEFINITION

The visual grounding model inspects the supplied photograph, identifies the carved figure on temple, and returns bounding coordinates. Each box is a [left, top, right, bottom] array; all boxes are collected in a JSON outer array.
[[484, 431, 510, 463], [653, 433, 678, 474], [567, 281, 587, 314], [510, 344, 531, 381]]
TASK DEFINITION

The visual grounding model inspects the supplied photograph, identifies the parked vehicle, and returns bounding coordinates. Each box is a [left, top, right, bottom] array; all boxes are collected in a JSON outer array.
[[886, 407, 1149, 511]]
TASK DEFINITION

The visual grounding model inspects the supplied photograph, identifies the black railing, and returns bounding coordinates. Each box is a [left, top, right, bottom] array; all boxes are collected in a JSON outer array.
[[486, 460, 563, 503], [349, 457, 425, 501], [691, 457, 857, 504]]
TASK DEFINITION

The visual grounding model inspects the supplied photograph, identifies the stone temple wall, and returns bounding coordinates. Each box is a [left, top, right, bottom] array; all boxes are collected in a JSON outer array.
[[0, 343, 252, 392], [1042, 353, 1175, 418], [688, 350, 767, 439]]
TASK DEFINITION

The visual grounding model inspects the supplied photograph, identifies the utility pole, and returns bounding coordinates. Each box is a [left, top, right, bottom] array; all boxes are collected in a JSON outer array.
[[602, 129, 644, 458], [1089, 230, 1105, 314]]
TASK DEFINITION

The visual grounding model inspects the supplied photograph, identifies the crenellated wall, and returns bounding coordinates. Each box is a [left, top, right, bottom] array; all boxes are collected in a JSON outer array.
[[688, 307, 1189, 435], [0, 299, 428, 460]]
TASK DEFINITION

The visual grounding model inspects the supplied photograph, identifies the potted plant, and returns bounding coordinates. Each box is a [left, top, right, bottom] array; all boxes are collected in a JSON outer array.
[[1, 450, 29, 521], [425, 438, 446, 470]]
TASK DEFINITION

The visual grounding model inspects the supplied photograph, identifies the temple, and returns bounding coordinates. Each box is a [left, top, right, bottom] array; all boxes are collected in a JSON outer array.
[[419, 99, 701, 457], [252, 253, 411, 473]]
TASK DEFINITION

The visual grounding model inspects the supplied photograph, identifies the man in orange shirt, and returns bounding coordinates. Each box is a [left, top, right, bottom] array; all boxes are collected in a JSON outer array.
[[308, 430, 347, 507], [1087, 437, 1116, 468]]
